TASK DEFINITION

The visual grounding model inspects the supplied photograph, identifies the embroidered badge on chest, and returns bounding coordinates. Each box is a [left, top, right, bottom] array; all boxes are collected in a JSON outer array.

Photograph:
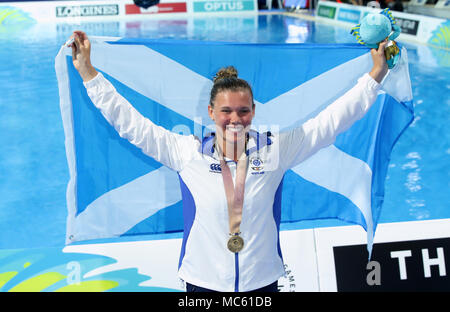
[[250, 157, 264, 175]]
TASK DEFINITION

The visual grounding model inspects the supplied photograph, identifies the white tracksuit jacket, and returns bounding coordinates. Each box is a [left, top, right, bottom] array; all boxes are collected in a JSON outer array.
[[84, 72, 381, 292]]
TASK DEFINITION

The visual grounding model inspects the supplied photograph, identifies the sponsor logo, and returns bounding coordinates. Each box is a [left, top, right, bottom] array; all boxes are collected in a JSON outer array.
[[394, 17, 419, 36], [193, 0, 255, 12], [209, 163, 222, 173], [317, 4, 336, 19], [125, 2, 187, 14], [250, 157, 264, 175], [333, 237, 450, 291], [56, 5, 119, 18], [337, 8, 360, 24]]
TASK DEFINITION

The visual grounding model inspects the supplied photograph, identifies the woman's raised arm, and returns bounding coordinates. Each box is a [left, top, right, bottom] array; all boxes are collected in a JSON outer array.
[[67, 31, 197, 172], [279, 41, 389, 169], [69, 31, 99, 82]]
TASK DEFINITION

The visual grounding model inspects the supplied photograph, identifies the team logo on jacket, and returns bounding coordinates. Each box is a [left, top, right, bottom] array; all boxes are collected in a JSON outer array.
[[209, 163, 222, 173], [250, 157, 264, 174]]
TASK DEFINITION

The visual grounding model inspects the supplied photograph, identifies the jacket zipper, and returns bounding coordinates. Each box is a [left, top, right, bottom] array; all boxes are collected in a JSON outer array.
[[234, 253, 239, 292]]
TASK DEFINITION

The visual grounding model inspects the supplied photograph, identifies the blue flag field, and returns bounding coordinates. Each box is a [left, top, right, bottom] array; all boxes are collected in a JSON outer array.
[[55, 37, 413, 256]]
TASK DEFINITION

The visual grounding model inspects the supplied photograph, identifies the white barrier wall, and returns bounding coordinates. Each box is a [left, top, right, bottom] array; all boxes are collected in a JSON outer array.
[[67, 218, 448, 292], [316, 0, 449, 49], [1, 219, 448, 291]]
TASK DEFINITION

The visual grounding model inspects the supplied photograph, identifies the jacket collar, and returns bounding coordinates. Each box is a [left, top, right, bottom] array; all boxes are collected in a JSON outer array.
[[199, 129, 272, 158]]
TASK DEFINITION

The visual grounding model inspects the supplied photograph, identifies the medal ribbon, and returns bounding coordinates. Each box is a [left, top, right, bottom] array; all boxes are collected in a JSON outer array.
[[216, 141, 248, 236]]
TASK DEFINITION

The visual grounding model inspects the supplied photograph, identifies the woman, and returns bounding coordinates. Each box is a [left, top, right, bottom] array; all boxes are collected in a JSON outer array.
[[69, 30, 388, 292]]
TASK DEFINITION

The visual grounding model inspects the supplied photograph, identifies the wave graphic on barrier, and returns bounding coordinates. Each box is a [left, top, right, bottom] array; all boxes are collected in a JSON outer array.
[[0, 7, 35, 25], [0, 247, 179, 292], [428, 20, 450, 67]]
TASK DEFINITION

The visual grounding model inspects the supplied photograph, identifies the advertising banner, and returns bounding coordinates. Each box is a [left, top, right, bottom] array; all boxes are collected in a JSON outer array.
[[55, 4, 120, 18], [192, 0, 255, 13], [334, 237, 449, 291], [336, 7, 360, 24], [0, 0, 257, 22], [317, 3, 336, 19], [315, 219, 450, 291], [395, 16, 420, 36], [316, 1, 449, 49], [125, 2, 188, 14]]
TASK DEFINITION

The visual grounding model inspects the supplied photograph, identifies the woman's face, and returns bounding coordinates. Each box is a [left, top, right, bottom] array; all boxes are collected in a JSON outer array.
[[208, 89, 255, 144]]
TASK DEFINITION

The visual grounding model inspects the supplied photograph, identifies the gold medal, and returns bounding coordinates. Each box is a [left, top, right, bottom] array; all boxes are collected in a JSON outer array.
[[227, 234, 244, 253], [384, 40, 400, 62]]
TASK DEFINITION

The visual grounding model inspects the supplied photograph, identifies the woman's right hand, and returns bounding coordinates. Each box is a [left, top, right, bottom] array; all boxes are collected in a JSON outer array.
[[68, 31, 98, 82]]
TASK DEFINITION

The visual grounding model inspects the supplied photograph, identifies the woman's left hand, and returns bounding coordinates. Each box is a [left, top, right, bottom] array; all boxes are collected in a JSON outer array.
[[369, 40, 389, 84]]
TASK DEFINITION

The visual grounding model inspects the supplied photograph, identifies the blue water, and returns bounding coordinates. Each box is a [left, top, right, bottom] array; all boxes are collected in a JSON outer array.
[[0, 13, 449, 249]]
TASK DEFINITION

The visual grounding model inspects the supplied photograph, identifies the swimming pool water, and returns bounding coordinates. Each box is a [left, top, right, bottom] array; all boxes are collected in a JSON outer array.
[[0, 13, 448, 249]]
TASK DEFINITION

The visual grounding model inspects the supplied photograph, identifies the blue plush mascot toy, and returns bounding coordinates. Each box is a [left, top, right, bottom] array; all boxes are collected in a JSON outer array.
[[350, 8, 402, 69]]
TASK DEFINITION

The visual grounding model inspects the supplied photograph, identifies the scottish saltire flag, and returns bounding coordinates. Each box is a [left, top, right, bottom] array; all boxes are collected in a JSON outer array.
[[55, 37, 413, 256]]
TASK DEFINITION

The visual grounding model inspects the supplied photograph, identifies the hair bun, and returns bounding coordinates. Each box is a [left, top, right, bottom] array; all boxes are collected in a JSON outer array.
[[213, 66, 238, 83]]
